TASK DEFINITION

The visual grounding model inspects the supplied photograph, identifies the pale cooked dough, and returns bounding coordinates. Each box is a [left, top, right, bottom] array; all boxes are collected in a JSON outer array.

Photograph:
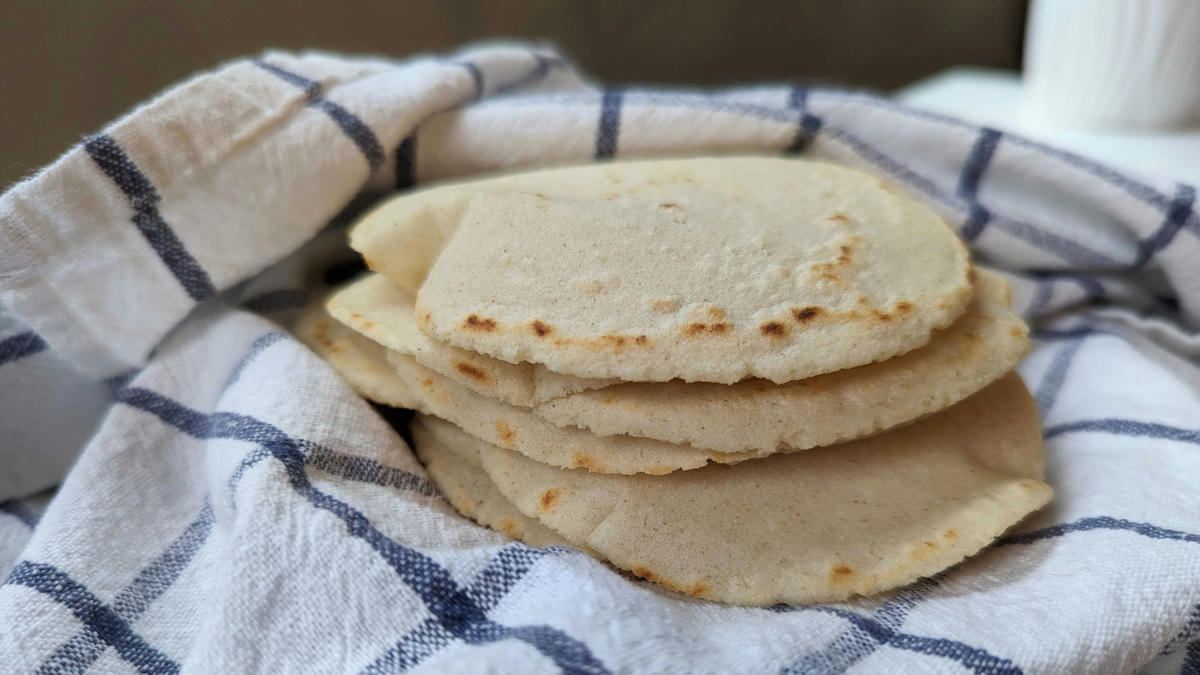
[[411, 418, 571, 549], [350, 157, 972, 384], [327, 273, 616, 408], [304, 300, 756, 474], [426, 374, 1051, 606], [536, 270, 1028, 451], [293, 304, 419, 409], [326, 270, 1027, 453], [388, 352, 758, 475]]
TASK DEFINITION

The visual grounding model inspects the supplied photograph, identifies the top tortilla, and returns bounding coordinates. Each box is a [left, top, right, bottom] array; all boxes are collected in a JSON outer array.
[[349, 156, 972, 384]]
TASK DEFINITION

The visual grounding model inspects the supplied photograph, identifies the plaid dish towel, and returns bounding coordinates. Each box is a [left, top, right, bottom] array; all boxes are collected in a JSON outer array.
[[1, 42, 1198, 674]]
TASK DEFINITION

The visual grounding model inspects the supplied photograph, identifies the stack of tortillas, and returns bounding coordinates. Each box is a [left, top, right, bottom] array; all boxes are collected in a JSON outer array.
[[296, 156, 1052, 606]]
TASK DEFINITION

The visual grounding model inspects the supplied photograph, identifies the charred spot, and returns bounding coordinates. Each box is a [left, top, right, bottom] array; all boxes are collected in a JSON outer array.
[[539, 488, 561, 513], [896, 301, 913, 313], [759, 321, 788, 338], [874, 309, 893, 322], [454, 362, 490, 383], [499, 518, 517, 536], [1009, 325, 1026, 338], [632, 566, 656, 582], [943, 528, 958, 540], [791, 306, 822, 323], [688, 582, 711, 598], [463, 314, 497, 331], [706, 306, 726, 320], [923, 540, 936, 548], [530, 320, 553, 337], [420, 379, 433, 388], [685, 322, 731, 336], [634, 335, 649, 346], [837, 245, 853, 264], [828, 213, 850, 224]]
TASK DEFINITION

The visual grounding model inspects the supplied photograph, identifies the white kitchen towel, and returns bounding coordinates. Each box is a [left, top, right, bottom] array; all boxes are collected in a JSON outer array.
[[0, 42, 1197, 674]]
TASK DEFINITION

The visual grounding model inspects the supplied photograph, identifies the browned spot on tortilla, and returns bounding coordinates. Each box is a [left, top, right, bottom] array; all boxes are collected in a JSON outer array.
[[829, 563, 855, 584], [873, 309, 893, 322], [571, 451, 605, 472], [632, 566, 656, 582], [896, 301, 913, 313], [924, 540, 937, 548], [648, 297, 681, 313], [687, 582, 711, 598], [347, 312, 376, 331], [1010, 325, 1026, 338], [603, 396, 616, 405], [463, 314, 497, 331], [838, 245, 854, 265], [828, 213, 850, 224], [420, 378, 433, 389], [943, 528, 958, 540], [310, 321, 337, 352], [538, 488, 561, 513], [705, 306, 726, 320], [967, 267, 977, 284], [498, 518, 517, 536], [494, 421, 516, 448], [792, 306, 823, 323], [685, 322, 731, 336], [1019, 480, 1041, 490], [644, 464, 674, 476], [759, 321, 788, 338], [454, 362, 490, 383], [657, 202, 686, 222], [530, 320, 553, 337], [547, 333, 654, 353]]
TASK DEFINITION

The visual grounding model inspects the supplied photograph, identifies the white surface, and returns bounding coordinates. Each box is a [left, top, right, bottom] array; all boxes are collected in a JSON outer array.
[[896, 67, 1200, 186], [1024, 0, 1200, 127]]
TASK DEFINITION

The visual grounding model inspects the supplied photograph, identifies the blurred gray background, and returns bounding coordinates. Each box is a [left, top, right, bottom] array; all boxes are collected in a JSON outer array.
[[1, 0, 1027, 187]]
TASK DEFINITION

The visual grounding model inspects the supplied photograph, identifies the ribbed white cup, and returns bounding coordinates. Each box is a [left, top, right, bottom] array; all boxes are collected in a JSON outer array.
[[1024, 0, 1200, 129]]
